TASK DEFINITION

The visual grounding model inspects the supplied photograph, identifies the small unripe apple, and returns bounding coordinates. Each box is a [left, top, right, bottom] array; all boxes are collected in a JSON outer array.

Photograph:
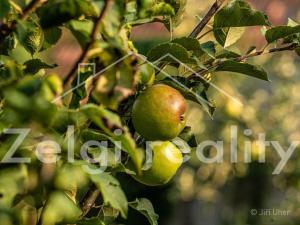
[[132, 141, 183, 186]]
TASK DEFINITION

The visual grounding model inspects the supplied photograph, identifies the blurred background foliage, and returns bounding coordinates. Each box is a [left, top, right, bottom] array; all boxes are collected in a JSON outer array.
[[2, 0, 300, 225]]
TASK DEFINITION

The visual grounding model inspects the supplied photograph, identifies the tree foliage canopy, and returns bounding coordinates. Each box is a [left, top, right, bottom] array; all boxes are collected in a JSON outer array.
[[0, 0, 299, 224]]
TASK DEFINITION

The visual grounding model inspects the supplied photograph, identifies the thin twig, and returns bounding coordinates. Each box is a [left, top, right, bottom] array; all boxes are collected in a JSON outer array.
[[21, 0, 46, 20], [63, 0, 112, 88], [234, 43, 298, 62], [189, 0, 226, 38], [197, 28, 213, 39], [80, 186, 100, 217], [188, 43, 298, 80]]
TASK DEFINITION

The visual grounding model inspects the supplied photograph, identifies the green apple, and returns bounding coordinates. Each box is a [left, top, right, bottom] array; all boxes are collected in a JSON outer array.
[[132, 84, 187, 141], [132, 141, 183, 186]]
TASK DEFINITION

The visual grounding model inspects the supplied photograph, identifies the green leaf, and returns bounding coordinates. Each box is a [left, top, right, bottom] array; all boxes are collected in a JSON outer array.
[[70, 64, 94, 108], [101, 1, 124, 38], [17, 20, 44, 55], [0, 0, 10, 20], [216, 48, 240, 59], [113, 130, 144, 171], [76, 0, 98, 17], [24, 59, 56, 74], [42, 191, 82, 224], [214, 27, 245, 47], [3, 89, 31, 113], [81, 129, 110, 143], [50, 108, 87, 133], [3, 89, 57, 125], [156, 64, 179, 80], [80, 104, 144, 173], [114, 163, 136, 175], [172, 37, 200, 51], [164, 0, 187, 29], [287, 18, 299, 27], [171, 37, 205, 57], [186, 87, 216, 117], [88, 146, 123, 169], [90, 173, 128, 218], [43, 74, 63, 99], [81, 104, 122, 129], [42, 27, 62, 50], [55, 163, 89, 191], [38, 0, 98, 28], [213, 0, 269, 46], [200, 41, 216, 58], [16, 76, 43, 95], [178, 126, 198, 147], [170, 0, 186, 25], [0, 165, 28, 208], [0, 59, 23, 88], [0, 33, 18, 55], [265, 25, 300, 43], [149, 2, 175, 17], [66, 19, 93, 49], [147, 42, 190, 63], [135, 0, 176, 19], [99, 206, 120, 224], [92, 57, 137, 109], [78, 218, 105, 225], [0, 211, 14, 225], [214, 0, 270, 28], [136, 0, 151, 18], [215, 60, 269, 81], [129, 198, 159, 225]]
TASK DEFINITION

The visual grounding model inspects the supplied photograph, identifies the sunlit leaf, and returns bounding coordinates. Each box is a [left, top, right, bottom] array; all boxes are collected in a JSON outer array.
[[81, 104, 144, 173], [171, 37, 205, 57], [150, 2, 175, 17], [24, 59, 56, 74], [215, 60, 269, 81], [164, 0, 187, 29], [0, 165, 27, 208], [90, 173, 128, 218], [17, 19, 44, 55], [213, 0, 270, 46], [214, 27, 245, 48], [147, 42, 190, 63], [42, 191, 82, 224], [265, 25, 300, 43], [129, 198, 159, 225]]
